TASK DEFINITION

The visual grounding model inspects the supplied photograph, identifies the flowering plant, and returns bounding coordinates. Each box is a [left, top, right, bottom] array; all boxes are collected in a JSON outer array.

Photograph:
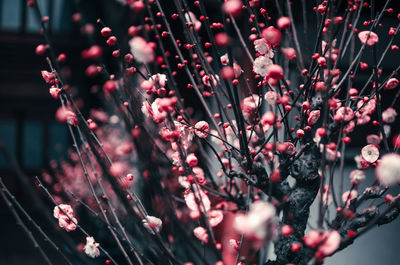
[[1, 0, 400, 265]]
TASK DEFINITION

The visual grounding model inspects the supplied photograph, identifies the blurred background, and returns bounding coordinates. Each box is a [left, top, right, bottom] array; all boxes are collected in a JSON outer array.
[[0, 0, 399, 264]]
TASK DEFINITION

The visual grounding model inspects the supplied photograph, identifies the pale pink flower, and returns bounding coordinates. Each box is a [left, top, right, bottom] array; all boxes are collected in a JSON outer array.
[[241, 94, 260, 121], [84, 237, 100, 258], [303, 230, 322, 247], [254, 39, 274, 58], [277, 16, 290, 30], [281, 47, 296, 60], [253, 56, 272, 77], [317, 230, 341, 257], [129, 36, 155, 63], [222, 0, 242, 17], [382, 107, 397, 123], [186, 153, 198, 167], [361, 144, 379, 163], [194, 121, 209, 138], [53, 204, 74, 219], [233, 201, 276, 240], [358, 31, 379, 46], [58, 215, 77, 232], [266, 64, 284, 80], [142, 216, 162, 234], [41, 70, 56, 84], [208, 210, 224, 227], [193, 226, 208, 243], [264, 91, 280, 105], [333, 107, 354, 122], [385, 78, 399, 90], [49, 87, 61, 99], [349, 169, 366, 185], [53, 204, 77, 232], [184, 12, 202, 31], [375, 153, 400, 186], [184, 188, 211, 212], [343, 120, 355, 134], [366, 134, 382, 145], [308, 110, 321, 125], [202, 74, 220, 87], [342, 190, 358, 207]]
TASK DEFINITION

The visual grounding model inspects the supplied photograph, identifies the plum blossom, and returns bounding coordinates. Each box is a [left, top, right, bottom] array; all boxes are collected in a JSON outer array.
[[193, 226, 208, 243], [53, 204, 77, 232], [222, 0, 242, 17], [129, 36, 155, 63], [333, 107, 354, 122], [366, 134, 382, 145], [361, 144, 379, 163], [308, 110, 321, 125], [184, 188, 211, 213], [241, 94, 260, 121], [317, 230, 341, 257], [84, 237, 100, 258], [141, 73, 167, 94], [349, 169, 366, 185], [375, 153, 400, 186], [142, 216, 162, 234], [342, 190, 358, 207], [358, 31, 379, 46], [194, 121, 209, 138], [382, 107, 397, 123], [208, 210, 224, 227], [233, 201, 277, 240], [254, 39, 274, 58], [264, 90, 280, 105], [253, 56, 272, 77], [385, 78, 399, 90], [184, 12, 201, 31]]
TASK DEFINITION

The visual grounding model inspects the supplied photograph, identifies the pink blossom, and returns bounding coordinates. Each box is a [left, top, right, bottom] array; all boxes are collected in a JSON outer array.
[[358, 31, 379, 46], [385, 78, 399, 90], [375, 153, 400, 186], [184, 188, 211, 212], [281, 47, 296, 60], [366, 134, 382, 145], [129, 36, 155, 63], [254, 39, 274, 58], [241, 94, 260, 121], [233, 201, 276, 240], [142, 216, 162, 234], [202, 74, 219, 87], [49, 87, 61, 99], [84, 237, 100, 258], [308, 110, 321, 125], [317, 230, 341, 257], [194, 121, 209, 138], [253, 56, 272, 77], [41, 70, 56, 84], [53, 204, 77, 232], [186, 153, 198, 167], [264, 91, 280, 106], [382, 107, 397, 123], [333, 107, 354, 122], [349, 169, 366, 185], [303, 230, 322, 247], [266, 64, 284, 80], [342, 190, 358, 207], [262, 26, 282, 46], [184, 12, 202, 31], [277, 16, 290, 30], [222, 0, 242, 17], [319, 185, 333, 206], [208, 210, 224, 227], [193, 226, 208, 243], [361, 144, 379, 163]]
